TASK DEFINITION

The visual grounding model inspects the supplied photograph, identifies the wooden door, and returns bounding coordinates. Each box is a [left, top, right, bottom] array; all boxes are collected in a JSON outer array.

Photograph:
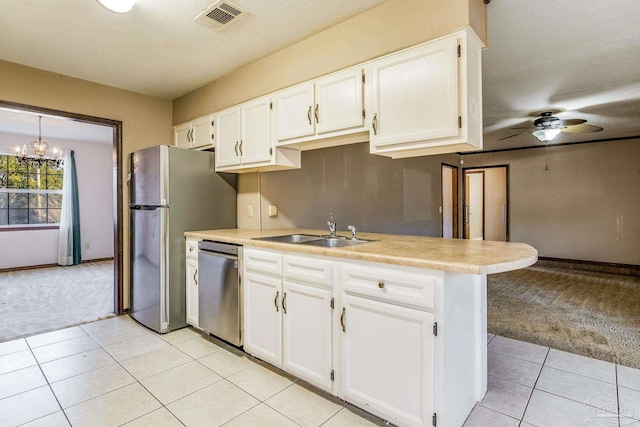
[[464, 171, 484, 240], [441, 164, 458, 238]]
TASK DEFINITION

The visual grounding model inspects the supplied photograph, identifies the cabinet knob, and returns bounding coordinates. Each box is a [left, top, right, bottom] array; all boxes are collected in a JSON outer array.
[[378, 281, 385, 289]]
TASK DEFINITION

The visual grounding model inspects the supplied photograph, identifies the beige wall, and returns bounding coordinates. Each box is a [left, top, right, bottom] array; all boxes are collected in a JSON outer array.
[[0, 59, 173, 308], [173, 0, 487, 124], [462, 139, 640, 265]]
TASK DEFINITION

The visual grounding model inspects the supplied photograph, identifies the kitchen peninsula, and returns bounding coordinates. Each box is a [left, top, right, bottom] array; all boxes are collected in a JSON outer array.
[[185, 228, 537, 427]]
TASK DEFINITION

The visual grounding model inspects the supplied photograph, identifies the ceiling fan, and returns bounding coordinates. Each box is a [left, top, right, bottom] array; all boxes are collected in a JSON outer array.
[[499, 111, 604, 142]]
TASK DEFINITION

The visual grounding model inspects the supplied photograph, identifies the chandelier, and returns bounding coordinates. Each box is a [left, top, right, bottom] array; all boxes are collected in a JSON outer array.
[[15, 116, 63, 169]]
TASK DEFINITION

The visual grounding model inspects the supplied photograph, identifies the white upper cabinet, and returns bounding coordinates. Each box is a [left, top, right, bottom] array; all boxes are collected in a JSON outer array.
[[315, 68, 365, 135], [174, 114, 214, 150], [215, 96, 301, 173], [369, 28, 483, 158], [274, 67, 368, 150], [275, 83, 315, 141], [214, 106, 241, 168], [240, 97, 273, 165], [370, 37, 458, 146]]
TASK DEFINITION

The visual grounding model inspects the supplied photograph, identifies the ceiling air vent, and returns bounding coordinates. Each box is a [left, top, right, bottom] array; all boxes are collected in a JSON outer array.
[[195, 1, 246, 30]]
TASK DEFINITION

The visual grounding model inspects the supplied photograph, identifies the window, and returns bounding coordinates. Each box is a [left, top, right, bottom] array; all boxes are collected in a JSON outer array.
[[0, 154, 64, 228]]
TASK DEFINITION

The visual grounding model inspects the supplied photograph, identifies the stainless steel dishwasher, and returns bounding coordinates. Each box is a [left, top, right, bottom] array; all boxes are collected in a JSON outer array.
[[198, 240, 243, 346]]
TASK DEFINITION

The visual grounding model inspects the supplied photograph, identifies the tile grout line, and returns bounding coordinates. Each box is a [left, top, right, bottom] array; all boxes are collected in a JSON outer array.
[[518, 346, 550, 426], [21, 336, 73, 427]]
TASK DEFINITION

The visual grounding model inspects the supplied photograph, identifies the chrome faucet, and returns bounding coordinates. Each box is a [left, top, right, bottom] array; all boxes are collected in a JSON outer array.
[[327, 213, 337, 237], [347, 225, 357, 240]]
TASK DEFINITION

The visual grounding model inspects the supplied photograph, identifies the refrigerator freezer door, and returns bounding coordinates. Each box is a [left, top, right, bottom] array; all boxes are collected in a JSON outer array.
[[130, 145, 168, 207], [130, 206, 168, 332]]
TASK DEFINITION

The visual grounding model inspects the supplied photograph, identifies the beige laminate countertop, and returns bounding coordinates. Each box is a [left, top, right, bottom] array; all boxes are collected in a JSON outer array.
[[184, 228, 538, 275]]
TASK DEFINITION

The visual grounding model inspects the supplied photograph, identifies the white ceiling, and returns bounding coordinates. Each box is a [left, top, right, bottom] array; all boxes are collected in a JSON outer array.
[[0, 0, 391, 100], [0, 0, 638, 150], [482, 0, 640, 150]]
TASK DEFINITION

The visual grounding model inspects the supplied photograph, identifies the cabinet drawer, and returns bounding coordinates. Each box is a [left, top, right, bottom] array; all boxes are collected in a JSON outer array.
[[186, 239, 199, 259], [283, 255, 332, 287], [244, 248, 283, 276], [340, 263, 437, 310]]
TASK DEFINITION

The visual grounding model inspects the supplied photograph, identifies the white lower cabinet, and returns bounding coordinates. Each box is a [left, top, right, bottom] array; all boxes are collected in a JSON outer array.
[[340, 294, 434, 427], [282, 280, 333, 390], [243, 272, 283, 366], [242, 247, 485, 427], [185, 238, 199, 328], [243, 249, 335, 392]]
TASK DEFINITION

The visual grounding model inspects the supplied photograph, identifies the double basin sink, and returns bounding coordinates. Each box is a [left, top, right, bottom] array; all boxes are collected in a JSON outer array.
[[253, 233, 373, 248]]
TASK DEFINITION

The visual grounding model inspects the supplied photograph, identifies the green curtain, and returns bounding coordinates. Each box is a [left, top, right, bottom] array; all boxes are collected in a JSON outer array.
[[57, 150, 81, 266]]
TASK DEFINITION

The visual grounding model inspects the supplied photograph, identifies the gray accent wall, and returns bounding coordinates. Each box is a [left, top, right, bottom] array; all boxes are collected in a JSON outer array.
[[258, 142, 458, 236]]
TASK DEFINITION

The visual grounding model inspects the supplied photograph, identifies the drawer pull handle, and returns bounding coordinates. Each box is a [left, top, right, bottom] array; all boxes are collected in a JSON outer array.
[[378, 281, 385, 289], [282, 292, 287, 314], [340, 307, 346, 332], [274, 291, 280, 312], [194, 269, 198, 286]]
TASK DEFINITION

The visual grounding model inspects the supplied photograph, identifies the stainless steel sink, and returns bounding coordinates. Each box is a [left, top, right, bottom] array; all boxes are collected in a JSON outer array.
[[302, 237, 372, 248], [253, 234, 323, 244], [252, 234, 373, 247]]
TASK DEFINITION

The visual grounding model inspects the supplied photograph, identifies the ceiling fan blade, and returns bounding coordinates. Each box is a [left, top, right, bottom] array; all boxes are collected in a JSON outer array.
[[508, 126, 535, 130], [562, 124, 604, 133], [498, 131, 530, 141], [558, 118, 587, 126]]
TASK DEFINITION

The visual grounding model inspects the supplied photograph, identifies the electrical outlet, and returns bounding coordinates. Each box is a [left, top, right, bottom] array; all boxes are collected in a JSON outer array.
[[268, 205, 278, 218], [248, 204, 253, 217], [84, 242, 91, 249]]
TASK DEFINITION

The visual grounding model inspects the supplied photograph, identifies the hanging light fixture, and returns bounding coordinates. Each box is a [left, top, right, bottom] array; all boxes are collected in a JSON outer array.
[[532, 127, 562, 143], [96, 0, 138, 13], [15, 116, 63, 169]]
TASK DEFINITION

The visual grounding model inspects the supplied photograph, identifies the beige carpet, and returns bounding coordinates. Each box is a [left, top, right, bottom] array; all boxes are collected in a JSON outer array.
[[488, 262, 640, 369], [0, 261, 115, 342]]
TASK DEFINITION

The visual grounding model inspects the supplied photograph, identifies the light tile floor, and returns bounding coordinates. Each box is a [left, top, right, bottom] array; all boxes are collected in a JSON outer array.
[[1, 317, 639, 426]]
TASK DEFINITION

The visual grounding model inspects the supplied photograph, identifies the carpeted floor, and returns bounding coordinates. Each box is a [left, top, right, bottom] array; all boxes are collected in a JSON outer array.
[[0, 261, 115, 342], [488, 261, 640, 369]]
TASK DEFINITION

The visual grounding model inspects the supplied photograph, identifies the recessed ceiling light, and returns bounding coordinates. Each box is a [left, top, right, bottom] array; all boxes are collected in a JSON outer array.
[[96, 0, 138, 13]]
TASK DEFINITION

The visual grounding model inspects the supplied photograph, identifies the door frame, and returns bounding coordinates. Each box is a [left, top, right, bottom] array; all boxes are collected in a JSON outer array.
[[462, 164, 510, 241], [441, 163, 459, 238], [0, 99, 125, 315]]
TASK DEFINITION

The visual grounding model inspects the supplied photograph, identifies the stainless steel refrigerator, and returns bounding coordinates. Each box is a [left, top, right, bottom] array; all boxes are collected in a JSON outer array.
[[129, 145, 236, 333]]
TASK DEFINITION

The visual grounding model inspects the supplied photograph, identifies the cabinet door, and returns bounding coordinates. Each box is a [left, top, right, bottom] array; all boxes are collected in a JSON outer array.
[[185, 258, 199, 327], [275, 83, 315, 141], [191, 115, 214, 149], [240, 96, 272, 165], [282, 281, 333, 391], [370, 37, 459, 148], [243, 272, 283, 366], [174, 122, 192, 149], [315, 68, 364, 135], [341, 294, 434, 427], [215, 107, 241, 168]]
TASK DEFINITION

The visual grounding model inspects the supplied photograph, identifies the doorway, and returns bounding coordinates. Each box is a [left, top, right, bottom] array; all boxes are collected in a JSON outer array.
[[441, 164, 458, 238], [0, 99, 124, 315], [463, 165, 509, 241]]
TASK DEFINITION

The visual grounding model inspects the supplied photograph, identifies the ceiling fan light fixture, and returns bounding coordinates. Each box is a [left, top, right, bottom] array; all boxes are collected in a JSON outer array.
[[97, 0, 137, 13], [532, 128, 562, 142]]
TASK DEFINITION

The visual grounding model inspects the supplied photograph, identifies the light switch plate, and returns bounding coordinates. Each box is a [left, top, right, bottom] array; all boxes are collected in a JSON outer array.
[[268, 205, 278, 217]]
